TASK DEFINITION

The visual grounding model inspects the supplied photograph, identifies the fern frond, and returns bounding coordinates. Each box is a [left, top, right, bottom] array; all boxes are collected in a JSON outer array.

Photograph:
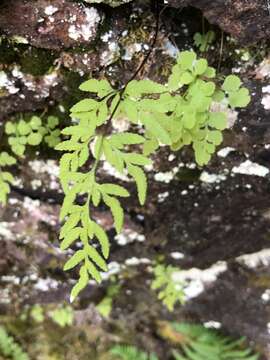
[[170, 323, 259, 360], [111, 345, 158, 360]]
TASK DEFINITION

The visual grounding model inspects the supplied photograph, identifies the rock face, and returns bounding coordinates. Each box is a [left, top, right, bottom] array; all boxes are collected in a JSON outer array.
[[83, 0, 132, 6], [0, 0, 102, 50], [168, 0, 270, 44]]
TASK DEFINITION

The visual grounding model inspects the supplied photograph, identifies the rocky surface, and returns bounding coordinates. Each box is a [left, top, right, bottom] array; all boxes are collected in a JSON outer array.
[[168, 0, 270, 45], [1, 1, 270, 359]]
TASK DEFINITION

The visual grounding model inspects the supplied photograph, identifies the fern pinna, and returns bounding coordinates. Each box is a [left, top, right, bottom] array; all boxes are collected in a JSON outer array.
[[56, 50, 250, 300]]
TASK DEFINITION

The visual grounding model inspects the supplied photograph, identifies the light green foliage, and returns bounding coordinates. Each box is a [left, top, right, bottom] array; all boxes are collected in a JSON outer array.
[[49, 305, 74, 327], [6, 117, 44, 156], [193, 31, 215, 52], [30, 304, 45, 323], [44, 116, 61, 148], [111, 345, 158, 360], [96, 284, 120, 318], [171, 323, 259, 360], [0, 152, 16, 205], [57, 51, 250, 300], [5, 115, 61, 157], [0, 326, 29, 360], [151, 265, 186, 311]]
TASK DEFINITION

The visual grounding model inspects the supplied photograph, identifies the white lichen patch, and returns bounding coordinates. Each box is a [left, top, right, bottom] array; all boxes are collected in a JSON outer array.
[[154, 167, 179, 183], [0, 71, 20, 94], [34, 277, 59, 291], [68, 7, 100, 41], [115, 229, 145, 246], [44, 5, 58, 16], [262, 85, 270, 110], [101, 261, 123, 280], [0, 222, 13, 238], [125, 257, 151, 266], [261, 289, 270, 303], [100, 41, 120, 67], [217, 147, 235, 158], [255, 57, 270, 79], [171, 262, 227, 300], [200, 171, 227, 184], [232, 160, 269, 177], [122, 42, 142, 61], [204, 321, 222, 329], [170, 251, 185, 260], [237, 249, 270, 268]]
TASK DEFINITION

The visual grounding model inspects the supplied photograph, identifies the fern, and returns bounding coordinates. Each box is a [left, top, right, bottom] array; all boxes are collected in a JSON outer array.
[[193, 31, 215, 52], [0, 152, 16, 205], [170, 323, 259, 360], [5, 115, 60, 157], [111, 345, 158, 360], [151, 265, 186, 311], [0, 327, 29, 360], [56, 50, 250, 300]]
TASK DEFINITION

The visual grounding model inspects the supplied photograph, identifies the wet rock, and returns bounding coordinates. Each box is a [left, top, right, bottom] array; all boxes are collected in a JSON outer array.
[[0, 0, 102, 50], [168, 0, 270, 45]]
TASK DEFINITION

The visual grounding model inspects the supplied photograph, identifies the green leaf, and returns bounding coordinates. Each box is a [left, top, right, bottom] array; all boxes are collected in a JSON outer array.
[[47, 116, 59, 129], [86, 261, 102, 283], [103, 139, 124, 173], [93, 222, 110, 258], [55, 140, 81, 152], [178, 51, 196, 70], [223, 75, 242, 92], [30, 116, 42, 130], [92, 185, 101, 206], [208, 112, 227, 130], [78, 146, 89, 167], [60, 212, 81, 239], [5, 121, 16, 134], [60, 227, 82, 250], [70, 99, 98, 113], [208, 130, 223, 145], [18, 120, 31, 135], [228, 88, 250, 108], [123, 153, 152, 166], [86, 245, 108, 271], [103, 194, 124, 234], [126, 79, 166, 96], [122, 98, 138, 123], [141, 114, 172, 145], [70, 265, 89, 302], [110, 132, 145, 145], [180, 72, 194, 85], [79, 79, 112, 97], [27, 132, 43, 146], [127, 164, 147, 205], [63, 250, 85, 271], [194, 59, 208, 75], [100, 183, 130, 197]]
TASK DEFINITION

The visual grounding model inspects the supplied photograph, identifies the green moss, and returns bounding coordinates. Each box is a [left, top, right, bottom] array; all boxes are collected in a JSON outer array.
[[19, 47, 57, 76]]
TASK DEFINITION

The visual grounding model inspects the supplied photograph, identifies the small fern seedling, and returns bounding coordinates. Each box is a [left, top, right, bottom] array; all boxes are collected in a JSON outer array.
[[0, 326, 29, 360], [151, 265, 186, 311], [57, 50, 250, 300], [193, 31, 215, 52], [0, 152, 16, 205]]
